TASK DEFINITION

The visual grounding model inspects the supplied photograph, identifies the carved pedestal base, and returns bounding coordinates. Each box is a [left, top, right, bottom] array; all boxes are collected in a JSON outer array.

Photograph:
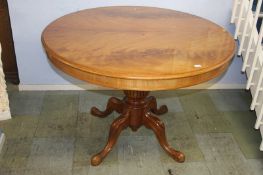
[[90, 90, 185, 166]]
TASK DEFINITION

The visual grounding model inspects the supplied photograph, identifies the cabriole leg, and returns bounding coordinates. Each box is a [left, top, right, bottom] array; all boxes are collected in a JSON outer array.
[[91, 97, 124, 118], [91, 115, 129, 166], [143, 112, 185, 163]]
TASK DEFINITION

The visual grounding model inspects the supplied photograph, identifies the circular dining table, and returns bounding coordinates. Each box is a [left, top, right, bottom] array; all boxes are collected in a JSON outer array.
[[42, 6, 236, 166]]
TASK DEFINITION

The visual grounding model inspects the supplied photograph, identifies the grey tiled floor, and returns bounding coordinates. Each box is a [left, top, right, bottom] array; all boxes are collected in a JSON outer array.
[[0, 88, 263, 175]]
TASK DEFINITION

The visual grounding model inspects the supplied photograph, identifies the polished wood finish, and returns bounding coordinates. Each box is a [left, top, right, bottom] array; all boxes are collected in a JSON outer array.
[[91, 97, 124, 117], [91, 91, 184, 166], [0, 0, 19, 84], [42, 6, 235, 91], [42, 6, 236, 166]]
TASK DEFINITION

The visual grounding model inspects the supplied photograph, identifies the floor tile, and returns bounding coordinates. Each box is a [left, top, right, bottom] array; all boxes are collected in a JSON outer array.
[[0, 169, 27, 175], [41, 91, 78, 118], [247, 159, 263, 175], [186, 112, 231, 134], [25, 168, 70, 175], [0, 138, 32, 174], [76, 112, 114, 138], [178, 90, 220, 116], [222, 111, 263, 159], [35, 113, 77, 138], [0, 89, 263, 175], [9, 91, 45, 116], [162, 162, 211, 175], [25, 138, 74, 175], [196, 133, 255, 175], [88, 164, 119, 175], [72, 166, 90, 175], [209, 90, 250, 111], [0, 116, 38, 139], [117, 136, 165, 175]]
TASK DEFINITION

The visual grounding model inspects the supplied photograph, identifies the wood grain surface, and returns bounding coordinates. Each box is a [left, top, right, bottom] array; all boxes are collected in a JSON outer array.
[[42, 6, 236, 90]]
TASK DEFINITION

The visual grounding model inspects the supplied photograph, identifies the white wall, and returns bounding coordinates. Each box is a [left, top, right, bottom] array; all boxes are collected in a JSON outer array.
[[7, 0, 246, 90]]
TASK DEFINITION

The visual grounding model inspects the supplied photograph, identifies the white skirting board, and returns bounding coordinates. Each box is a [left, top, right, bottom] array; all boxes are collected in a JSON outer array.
[[18, 83, 246, 91], [0, 130, 5, 154]]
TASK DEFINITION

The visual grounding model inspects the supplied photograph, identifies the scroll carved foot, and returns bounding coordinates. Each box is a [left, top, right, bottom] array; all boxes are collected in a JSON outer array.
[[91, 115, 129, 166], [147, 96, 168, 115], [91, 97, 124, 118], [143, 112, 185, 163]]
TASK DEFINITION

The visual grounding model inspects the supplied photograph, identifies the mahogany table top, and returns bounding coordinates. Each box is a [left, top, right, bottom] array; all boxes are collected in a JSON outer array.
[[42, 6, 236, 90]]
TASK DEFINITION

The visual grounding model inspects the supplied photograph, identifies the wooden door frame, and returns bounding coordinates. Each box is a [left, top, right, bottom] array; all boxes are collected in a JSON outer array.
[[0, 0, 19, 84]]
